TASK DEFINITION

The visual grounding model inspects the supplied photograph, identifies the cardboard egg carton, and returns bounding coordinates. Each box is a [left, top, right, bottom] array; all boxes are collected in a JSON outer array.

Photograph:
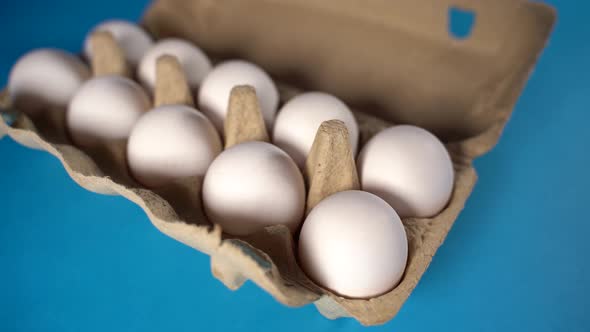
[[0, 0, 555, 325]]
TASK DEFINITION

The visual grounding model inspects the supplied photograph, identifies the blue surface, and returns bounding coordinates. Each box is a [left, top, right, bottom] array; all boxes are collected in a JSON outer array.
[[0, 0, 588, 331]]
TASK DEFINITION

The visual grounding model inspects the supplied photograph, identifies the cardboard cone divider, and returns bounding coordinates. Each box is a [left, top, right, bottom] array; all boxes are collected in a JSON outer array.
[[305, 120, 360, 214], [88, 31, 131, 78], [154, 54, 194, 107], [0, 0, 557, 324], [224, 85, 269, 148]]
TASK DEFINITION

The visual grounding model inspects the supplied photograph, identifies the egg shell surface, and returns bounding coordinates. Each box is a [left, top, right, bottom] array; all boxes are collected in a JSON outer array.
[[67, 76, 151, 148], [298, 190, 408, 298], [357, 125, 455, 218], [9, 49, 90, 116], [202, 141, 305, 236], [127, 104, 222, 188]]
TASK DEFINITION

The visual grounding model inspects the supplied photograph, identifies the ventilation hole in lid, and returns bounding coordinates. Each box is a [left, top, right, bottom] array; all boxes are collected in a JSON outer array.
[[448, 6, 476, 40]]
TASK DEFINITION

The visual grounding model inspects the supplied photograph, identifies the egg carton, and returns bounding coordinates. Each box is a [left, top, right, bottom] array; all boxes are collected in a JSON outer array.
[[0, 0, 555, 326]]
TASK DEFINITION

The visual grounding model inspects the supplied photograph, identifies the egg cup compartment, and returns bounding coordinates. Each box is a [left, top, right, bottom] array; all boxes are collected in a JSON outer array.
[[0, 0, 556, 326]]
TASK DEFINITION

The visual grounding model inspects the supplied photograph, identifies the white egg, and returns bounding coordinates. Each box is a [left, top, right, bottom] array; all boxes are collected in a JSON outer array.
[[273, 92, 359, 168], [198, 60, 279, 134], [127, 105, 222, 188], [8, 49, 90, 116], [202, 141, 305, 235], [298, 190, 408, 298], [137, 38, 212, 95], [84, 20, 153, 68], [67, 76, 151, 147], [357, 125, 454, 218]]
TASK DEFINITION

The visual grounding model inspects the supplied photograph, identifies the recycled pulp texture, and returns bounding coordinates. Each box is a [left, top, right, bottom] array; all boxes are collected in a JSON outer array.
[[0, 0, 555, 325]]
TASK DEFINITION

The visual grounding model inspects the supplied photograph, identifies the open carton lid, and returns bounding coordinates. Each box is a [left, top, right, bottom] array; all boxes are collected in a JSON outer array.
[[143, 0, 556, 158]]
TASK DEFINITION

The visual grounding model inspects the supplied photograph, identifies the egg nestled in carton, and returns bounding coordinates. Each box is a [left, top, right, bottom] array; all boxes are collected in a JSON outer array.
[[0, 0, 556, 326]]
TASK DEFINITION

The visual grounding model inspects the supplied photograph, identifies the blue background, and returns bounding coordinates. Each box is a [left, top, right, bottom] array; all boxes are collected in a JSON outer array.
[[0, 0, 588, 331]]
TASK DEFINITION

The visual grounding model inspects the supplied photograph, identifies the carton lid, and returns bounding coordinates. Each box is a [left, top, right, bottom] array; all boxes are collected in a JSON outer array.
[[143, 0, 555, 154]]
